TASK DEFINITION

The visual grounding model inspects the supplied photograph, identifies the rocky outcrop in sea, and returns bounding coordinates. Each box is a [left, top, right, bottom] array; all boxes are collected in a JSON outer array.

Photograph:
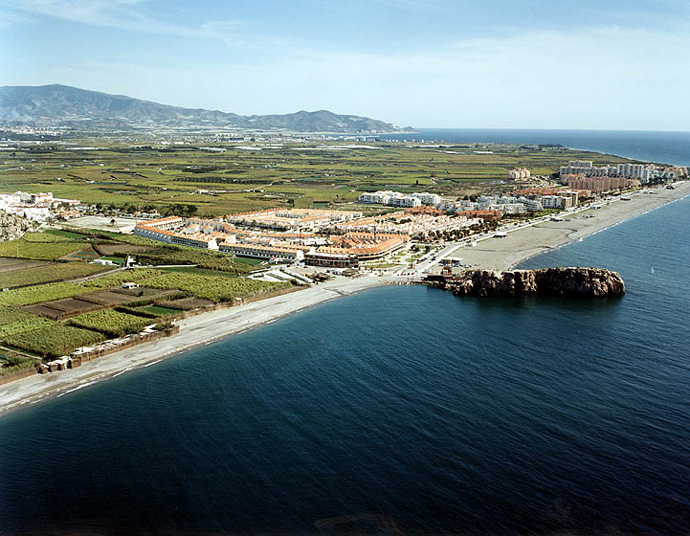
[[426, 268, 625, 298]]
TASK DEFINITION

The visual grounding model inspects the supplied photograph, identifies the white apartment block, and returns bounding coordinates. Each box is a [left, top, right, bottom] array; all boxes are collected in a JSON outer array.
[[541, 195, 574, 209], [411, 192, 442, 205], [358, 190, 422, 208]]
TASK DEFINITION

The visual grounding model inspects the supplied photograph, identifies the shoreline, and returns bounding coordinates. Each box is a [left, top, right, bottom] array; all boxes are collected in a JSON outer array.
[[454, 182, 690, 271], [0, 276, 390, 416], [1, 182, 689, 416]]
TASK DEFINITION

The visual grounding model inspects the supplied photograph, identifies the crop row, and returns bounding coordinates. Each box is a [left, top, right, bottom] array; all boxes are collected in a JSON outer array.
[[3, 324, 106, 359], [0, 239, 84, 261], [0, 262, 111, 289], [0, 269, 164, 306], [0, 306, 55, 338], [69, 310, 153, 337], [143, 272, 289, 303]]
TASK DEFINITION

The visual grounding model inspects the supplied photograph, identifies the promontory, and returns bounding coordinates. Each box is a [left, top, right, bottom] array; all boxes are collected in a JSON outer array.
[[425, 268, 626, 298]]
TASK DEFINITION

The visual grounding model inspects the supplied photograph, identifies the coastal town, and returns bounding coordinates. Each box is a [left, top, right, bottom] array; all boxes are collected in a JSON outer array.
[[0, 147, 688, 412]]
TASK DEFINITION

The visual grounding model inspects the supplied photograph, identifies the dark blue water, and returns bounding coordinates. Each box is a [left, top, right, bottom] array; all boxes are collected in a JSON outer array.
[[1, 195, 690, 535], [385, 129, 690, 166], [3, 123, 690, 534]]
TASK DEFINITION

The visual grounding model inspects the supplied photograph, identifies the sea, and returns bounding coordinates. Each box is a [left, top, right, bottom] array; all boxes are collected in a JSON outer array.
[[1, 130, 689, 535], [385, 128, 690, 167]]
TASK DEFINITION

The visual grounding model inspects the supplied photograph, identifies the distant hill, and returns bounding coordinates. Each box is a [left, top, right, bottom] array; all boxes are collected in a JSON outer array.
[[0, 84, 410, 133]]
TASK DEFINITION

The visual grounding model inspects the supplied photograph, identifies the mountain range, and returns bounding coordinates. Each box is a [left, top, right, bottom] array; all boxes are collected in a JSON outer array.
[[0, 84, 408, 133]]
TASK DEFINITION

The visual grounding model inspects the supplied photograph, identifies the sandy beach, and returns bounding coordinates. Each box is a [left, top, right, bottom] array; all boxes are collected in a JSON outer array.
[[1, 182, 688, 415], [457, 182, 690, 271]]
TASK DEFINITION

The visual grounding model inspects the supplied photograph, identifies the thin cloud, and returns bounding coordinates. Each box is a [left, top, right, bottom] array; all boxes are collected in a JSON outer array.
[[9, 0, 278, 49]]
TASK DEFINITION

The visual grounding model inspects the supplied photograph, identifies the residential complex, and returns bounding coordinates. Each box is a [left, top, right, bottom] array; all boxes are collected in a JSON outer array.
[[560, 161, 687, 185], [135, 209, 431, 267], [358, 190, 442, 208]]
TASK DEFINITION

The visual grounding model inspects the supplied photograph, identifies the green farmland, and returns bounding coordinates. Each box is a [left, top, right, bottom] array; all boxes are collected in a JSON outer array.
[[0, 140, 634, 217]]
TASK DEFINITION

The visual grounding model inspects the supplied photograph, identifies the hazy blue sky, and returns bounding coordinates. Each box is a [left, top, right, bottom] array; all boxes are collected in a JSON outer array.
[[2, 0, 689, 129]]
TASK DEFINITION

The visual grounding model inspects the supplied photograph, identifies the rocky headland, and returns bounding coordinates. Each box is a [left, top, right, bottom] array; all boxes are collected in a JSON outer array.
[[425, 268, 625, 298]]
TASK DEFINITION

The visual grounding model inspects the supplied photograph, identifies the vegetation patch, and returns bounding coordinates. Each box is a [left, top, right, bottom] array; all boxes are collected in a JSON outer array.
[[0, 262, 111, 289], [0, 282, 83, 307], [3, 324, 106, 359], [0, 239, 85, 260], [130, 304, 180, 318], [144, 272, 289, 303], [136, 246, 254, 273], [157, 297, 214, 310], [69, 310, 153, 337], [0, 306, 55, 338], [0, 351, 39, 378]]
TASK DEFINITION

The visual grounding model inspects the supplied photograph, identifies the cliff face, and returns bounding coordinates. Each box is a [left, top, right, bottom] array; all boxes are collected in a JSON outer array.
[[0, 212, 32, 242], [429, 268, 625, 298]]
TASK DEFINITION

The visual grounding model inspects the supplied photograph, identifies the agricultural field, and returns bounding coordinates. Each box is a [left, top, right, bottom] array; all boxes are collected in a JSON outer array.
[[69, 310, 152, 337], [3, 323, 106, 359], [0, 306, 54, 338], [143, 271, 290, 303], [0, 237, 89, 260], [0, 351, 39, 378], [0, 262, 111, 289], [157, 297, 214, 310], [130, 304, 181, 318], [0, 139, 635, 217]]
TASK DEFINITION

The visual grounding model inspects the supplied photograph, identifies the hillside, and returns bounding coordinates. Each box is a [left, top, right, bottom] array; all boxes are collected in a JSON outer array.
[[0, 84, 406, 133]]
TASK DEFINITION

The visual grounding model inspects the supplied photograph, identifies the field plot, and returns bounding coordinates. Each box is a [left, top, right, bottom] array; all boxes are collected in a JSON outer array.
[[143, 272, 290, 303], [24, 297, 103, 319], [69, 310, 152, 337], [0, 258, 49, 273], [0, 239, 85, 261], [0, 306, 54, 338], [0, 262, 111, 289], [131, 305, 180, 317], [3, 324, 106, 359], [158, 297, 214, 310], [157, 297, 215, 310], [94, 243, 157, 256], [0, 349, 39, 379], [0, 282, 83, 307]]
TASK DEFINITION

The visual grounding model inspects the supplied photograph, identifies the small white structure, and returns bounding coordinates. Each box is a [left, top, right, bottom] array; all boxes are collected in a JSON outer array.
[[121, 282, 139, 289]]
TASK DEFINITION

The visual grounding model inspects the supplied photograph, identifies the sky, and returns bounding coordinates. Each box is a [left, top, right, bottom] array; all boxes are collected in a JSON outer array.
[[1, 0, 690, 130]]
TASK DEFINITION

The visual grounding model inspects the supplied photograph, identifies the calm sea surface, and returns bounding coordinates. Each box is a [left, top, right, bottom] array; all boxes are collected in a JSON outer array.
[[1, 132, 689, 535], [385, 128, 690, 166]]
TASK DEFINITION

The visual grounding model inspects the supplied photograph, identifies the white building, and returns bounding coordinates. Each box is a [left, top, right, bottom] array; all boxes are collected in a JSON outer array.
[[411, 192, 442, 206], [358, 190, 443, 208], [540, 195, 574, 209], [508, 168, 531, 180]]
